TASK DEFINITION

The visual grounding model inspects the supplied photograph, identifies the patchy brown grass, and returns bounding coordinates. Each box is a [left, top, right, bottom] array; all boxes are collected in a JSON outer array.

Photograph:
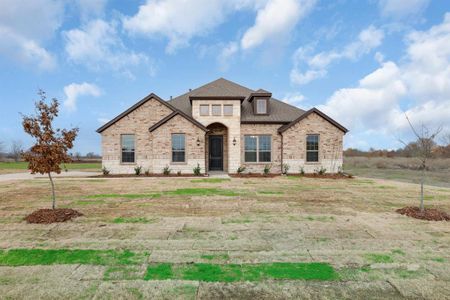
[[0, 176, 449, 298]]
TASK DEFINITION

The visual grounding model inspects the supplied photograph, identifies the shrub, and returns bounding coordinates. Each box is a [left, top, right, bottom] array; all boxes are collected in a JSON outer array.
[[193, 163, 201, 176], [102, 167, 110, 176], [163, 165, 171, 175], [263, 164, 272, 175], [300, 166, 305, 175], [144, 169, 150, 176], [177, 170, 182, 176], [282, 163, 290, 175], [134, 166, 142, 175], [316, 167, 327, 175], [237, 166, 246, 174]]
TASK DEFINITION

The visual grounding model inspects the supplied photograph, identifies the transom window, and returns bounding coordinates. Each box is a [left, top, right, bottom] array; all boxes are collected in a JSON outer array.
[[172, 133, 186, 162], [121, 134, 135, 163], [200, 105, 209, 116], [256, 99, 267, 114], [223, 104, 233, 116], [244, 135, 271, 162], [306, 134, 319, 162], [212, 104, 221, 116]]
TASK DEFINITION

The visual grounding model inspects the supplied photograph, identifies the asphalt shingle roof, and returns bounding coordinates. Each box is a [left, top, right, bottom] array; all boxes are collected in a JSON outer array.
[[168, 78, 305, 123]]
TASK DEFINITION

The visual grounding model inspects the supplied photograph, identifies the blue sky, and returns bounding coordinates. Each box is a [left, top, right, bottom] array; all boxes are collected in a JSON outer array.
[[0, 0, 449, 154]]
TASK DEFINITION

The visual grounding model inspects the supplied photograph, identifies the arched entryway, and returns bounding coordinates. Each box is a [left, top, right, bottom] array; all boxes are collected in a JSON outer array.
[[205, 123, 228, 173]]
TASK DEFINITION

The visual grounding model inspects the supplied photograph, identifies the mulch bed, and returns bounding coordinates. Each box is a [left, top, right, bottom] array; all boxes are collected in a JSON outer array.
[[230, 173, 279, 178], [92, 174, 206, 178], [396, 206, 450, 221], [25, 208, 83, 224]]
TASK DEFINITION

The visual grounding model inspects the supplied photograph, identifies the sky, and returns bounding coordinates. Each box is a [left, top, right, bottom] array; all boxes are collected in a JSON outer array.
[[0, 0, 449, 154]]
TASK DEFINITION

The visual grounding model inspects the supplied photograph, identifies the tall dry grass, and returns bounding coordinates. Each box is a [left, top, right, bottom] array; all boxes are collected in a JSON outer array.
[[344, 156, 450, 171]]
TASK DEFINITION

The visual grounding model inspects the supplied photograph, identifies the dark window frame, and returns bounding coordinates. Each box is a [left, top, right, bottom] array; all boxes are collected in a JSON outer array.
[[121, 134, 135, 163], [244, 135, 272, 163], [306, 134, 319, 162], [171, 133, 186, 163]]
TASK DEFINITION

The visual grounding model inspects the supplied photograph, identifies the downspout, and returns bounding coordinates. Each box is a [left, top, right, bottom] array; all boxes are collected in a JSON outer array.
[[280, 132, 283, 175]]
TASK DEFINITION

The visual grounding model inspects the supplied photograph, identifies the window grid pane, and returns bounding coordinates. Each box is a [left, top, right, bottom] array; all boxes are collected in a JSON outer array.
[[200, 105, 209, 116], [256, 99, 267, 114], [172, 134, 186, 162], [245, 135, 271, 162], [121, 134, 135, 163], [223, 105, 233, 116], [212, 105, 221, 116], [306, 135, 319, 162]]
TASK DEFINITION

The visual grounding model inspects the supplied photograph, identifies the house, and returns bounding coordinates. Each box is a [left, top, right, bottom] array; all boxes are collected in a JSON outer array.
[[97, 78, 348, 175]]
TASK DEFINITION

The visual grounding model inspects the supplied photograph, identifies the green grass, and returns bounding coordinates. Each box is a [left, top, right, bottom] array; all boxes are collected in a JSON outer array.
[[144, 262, 337, 282], [200, 253, 230, 261], [305, 215, 335, 222], [365, 253, 394, 263], [430, 257, 445, 263], [75, 199, 106, 205], [391, 249, 406, 256], [191, 178, 231, 183], [0, 162, 101, 170], [112, 217, 157, 224], [0, 249, 144, 266]]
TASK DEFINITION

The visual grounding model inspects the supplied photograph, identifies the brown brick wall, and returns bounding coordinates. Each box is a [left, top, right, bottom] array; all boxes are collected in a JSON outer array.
[[282, 112, 344, 173], [240, 124, 282, 174]]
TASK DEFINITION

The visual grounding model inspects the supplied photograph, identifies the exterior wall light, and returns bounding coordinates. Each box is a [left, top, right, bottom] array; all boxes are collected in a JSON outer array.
[[232, 137, 237, 146], [196, 137, 201, 146]]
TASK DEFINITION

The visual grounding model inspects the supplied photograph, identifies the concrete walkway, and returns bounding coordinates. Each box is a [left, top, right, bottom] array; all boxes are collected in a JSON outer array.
[[0, 171, 101, 181]]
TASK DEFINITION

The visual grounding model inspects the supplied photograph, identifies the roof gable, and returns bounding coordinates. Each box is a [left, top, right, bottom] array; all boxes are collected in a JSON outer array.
[[149, 110, 208, 132], [278, 108, 348, 134], [96, 93, 174, 133]]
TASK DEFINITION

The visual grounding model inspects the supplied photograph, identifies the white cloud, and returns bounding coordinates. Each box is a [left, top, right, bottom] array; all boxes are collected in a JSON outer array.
[[97, 117, 110, 124], [63, 19, 152, 77], [241, 0, 316, 50], [0, 0, 63, 70], [319, 13, 450, 148], [291, 25, 384, 84], [282, 92, 306, 107], [217, 42, 239, 71], [76, 0, 107, 21], [123, 0, 315, 53], [123, 0, 230, 53], [378, 0, 430, 19], [64, 82, 102, 112]]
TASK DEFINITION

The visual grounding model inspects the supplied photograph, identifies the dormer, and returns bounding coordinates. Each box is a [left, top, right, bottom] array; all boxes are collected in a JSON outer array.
[[248, 89, 272, 115]]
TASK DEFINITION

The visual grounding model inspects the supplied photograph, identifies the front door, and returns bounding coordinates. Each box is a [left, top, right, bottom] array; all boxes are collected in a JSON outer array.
[[209, 135, 223, 171]]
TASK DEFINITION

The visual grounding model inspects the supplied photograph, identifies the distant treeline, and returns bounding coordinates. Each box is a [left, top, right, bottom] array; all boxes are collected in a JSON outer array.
[[345, 139, 450, 159]]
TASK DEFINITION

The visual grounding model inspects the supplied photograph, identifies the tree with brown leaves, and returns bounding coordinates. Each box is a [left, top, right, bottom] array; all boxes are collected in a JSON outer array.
[[22, 90, 79, 209]]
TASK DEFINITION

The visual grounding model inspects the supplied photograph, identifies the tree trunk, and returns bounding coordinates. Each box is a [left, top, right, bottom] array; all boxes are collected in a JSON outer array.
[[420, 168, 424, 213], [48, 172, 56, 209]]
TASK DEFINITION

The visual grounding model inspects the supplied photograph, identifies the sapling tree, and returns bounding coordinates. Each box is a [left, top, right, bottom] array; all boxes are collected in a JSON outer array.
[[21, 90, 79, 209], [399, 114, 441, 213]]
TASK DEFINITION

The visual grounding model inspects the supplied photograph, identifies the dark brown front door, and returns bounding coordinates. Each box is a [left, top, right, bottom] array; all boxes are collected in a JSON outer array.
[[209, 135, 223, 171]]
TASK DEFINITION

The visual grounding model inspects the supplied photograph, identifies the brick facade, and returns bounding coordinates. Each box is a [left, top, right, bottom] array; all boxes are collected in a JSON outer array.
[[100, 96, 344, 175], [281, 112, 344, 174]]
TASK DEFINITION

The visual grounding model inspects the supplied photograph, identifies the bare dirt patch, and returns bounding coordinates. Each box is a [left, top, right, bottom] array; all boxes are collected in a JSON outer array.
[[25, 208, 83, 224], [396, 206, 450, 221]]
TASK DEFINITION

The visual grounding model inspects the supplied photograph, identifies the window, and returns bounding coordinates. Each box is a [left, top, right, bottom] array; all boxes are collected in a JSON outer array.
[[306, 134, 319, 162], [256, 99, 267, 114], [258, 135, 271, 162], [200, 105, 209, 116], [223, 104, 233, 116], [172, 134, 186, 162], [245, 135, 271, 162], [212, 104, 221, 116], [121, 134, 135, 163]]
